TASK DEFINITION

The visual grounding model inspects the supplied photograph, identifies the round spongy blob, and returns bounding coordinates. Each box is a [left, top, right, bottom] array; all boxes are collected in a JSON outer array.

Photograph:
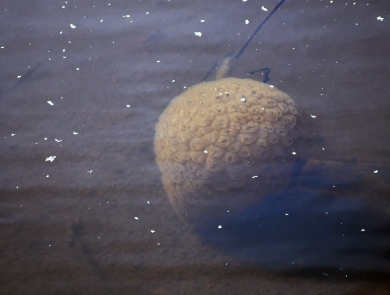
[[154, 78, 299, 221]]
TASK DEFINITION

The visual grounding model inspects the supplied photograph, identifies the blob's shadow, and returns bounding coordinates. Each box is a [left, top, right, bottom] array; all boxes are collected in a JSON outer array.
[[194, 159, 390, 275]]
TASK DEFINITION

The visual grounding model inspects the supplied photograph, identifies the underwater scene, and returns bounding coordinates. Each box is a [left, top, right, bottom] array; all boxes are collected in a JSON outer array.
[[1, 0, 389, 294]]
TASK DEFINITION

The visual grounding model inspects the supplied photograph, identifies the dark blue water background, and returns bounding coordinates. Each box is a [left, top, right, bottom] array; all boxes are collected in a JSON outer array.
[[1, 0, 390, 294]]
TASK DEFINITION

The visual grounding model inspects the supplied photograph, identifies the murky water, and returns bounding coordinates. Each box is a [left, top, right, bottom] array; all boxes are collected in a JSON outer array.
[[1, 0, 390, 294]]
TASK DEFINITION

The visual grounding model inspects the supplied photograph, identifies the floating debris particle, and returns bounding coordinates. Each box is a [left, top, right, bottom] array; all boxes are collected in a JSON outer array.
[[45, 156, 56, 162], [310, 114, 317, 118], [134, 217, 139, 220], [218, 225, 222, 229], [374, 170, 378, 173], [245, 20, 249, 24], [87, 170, 93, 174], [47, 101, 54, 106], [262, 6, 268, 11], [73, 131, 78, 135], [70, 24, 76, 29], [126, 105, 130, 108], [55, 139, 62, 142], [194, 32, 202, 37], [377, 16, 384, 21], [151, 230, 155, 233]]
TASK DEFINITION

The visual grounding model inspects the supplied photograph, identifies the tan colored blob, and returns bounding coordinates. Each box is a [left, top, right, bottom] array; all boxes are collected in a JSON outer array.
[[154, 78, 299, 220]]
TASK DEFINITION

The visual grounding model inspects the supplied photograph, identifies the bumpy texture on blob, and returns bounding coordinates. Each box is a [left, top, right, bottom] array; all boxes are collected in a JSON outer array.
[[154, 78, 299, 219]]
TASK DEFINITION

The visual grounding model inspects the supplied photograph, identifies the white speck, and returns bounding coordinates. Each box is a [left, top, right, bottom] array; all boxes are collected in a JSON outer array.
[[292, 151, 297, 155], [100, 19, 103, 22], [374, 170, 378, 173], [76, 68, 79, 71], [241, 97, 246, 102], [126, 105, 130, 108], [62, 6, 65, 8], [63, 49, 66, 52], [218, 225, 222, 229], [333, 185, 336, 188], [44, 137, 47, 140], [285, 213, 289, 216], [151, 230, 155, 233], [204, 149, 208, 153], [322, 147, 325, 150], [1, 46, 4, 49], [63, 56, 66, 59], [70, 24, 76, 29], [125, 15, 130, 18], [46, 175, 49, 178], [87, 170, 93, 174], [361, 229, 365, 232], [157, 60, 160, 63], [11, 134, 15, 136], [172, 80, 175, 82], [60, 31, 62, 34], [194, 32, 202, 37], [243, 0, 247, 2], [16, 186, 19, 189], [200, 20, 205, 22], [147, 201, 150, 204], [134, 217, 139, 220], [157, 243, 160, 245], [245, 20, 249, 24], [55, 139, 62, 142], [146, 12, 149, 14], [73, 131, 78, 135], [310, 114, 317, 118], [377, 16, 384, 21], [17, 75, 21, 78], [47, 100, 54, 106], [45, 156, 56, 162], [261, 6, 268, 11], [252, 175, 258, 178], [269, 85, 274, 88], [326, 212, 328, 214]]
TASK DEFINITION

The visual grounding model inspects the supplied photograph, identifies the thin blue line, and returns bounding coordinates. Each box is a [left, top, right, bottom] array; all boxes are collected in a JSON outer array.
[[233, 0, 287, 60]]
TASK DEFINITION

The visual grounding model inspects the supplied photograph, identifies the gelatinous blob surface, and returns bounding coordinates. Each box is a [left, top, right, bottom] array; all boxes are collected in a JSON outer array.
[[154, 78, 299, 220]]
